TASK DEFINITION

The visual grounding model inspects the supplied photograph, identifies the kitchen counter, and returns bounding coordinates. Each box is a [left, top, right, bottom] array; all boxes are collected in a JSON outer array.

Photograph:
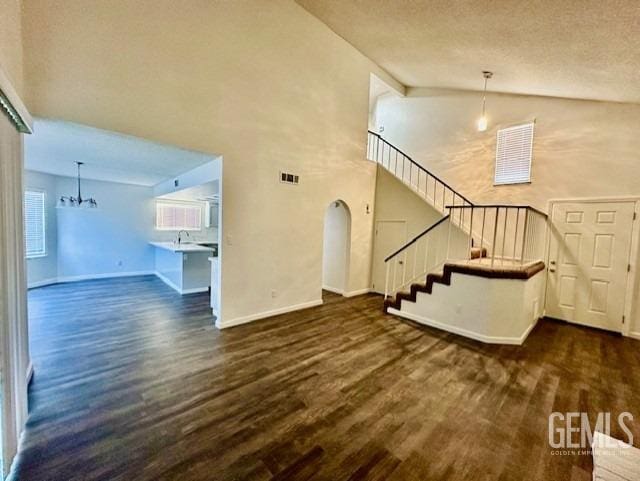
[[151, 242, 213, 295], [149, 241, 215, 253]]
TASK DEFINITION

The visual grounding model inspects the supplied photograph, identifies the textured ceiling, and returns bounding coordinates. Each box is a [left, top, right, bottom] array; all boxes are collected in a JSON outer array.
[[26, 119, 217, 186], [297, 0, 640, 103]]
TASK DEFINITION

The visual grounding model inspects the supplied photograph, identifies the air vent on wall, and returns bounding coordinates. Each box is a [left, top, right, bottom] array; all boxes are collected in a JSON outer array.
[[280, 172, 299, 185]]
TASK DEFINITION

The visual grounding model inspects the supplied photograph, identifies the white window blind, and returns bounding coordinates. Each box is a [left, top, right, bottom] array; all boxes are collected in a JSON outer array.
[[494, 122, 534, 185], [156, 201, 202, 231], [24, 190, 46, 258]]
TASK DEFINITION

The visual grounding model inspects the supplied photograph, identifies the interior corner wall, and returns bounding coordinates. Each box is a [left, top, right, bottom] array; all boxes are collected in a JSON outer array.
[[373, 88, 640, 336], [24, 171, 162, 284], [21, 0, 385, 326]]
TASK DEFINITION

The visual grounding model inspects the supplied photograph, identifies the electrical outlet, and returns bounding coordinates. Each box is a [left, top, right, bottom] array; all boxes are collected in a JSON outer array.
[[117, 260, 123, 267], [271, 290, 277, 298]]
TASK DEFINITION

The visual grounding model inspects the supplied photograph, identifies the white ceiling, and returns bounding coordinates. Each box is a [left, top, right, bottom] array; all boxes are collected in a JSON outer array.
[[297, 0, 640, 103], [25, 119, 218, 186]]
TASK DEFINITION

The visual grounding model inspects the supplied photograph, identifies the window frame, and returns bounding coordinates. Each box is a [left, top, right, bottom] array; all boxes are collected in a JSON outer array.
[[155, 200, 203, 232], [494, 121, 535, 186], [24, 189, 47, 259]]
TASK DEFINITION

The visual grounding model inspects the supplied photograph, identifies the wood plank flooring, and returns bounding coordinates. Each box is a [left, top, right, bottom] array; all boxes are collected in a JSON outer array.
[[11, 275, 640, 480]]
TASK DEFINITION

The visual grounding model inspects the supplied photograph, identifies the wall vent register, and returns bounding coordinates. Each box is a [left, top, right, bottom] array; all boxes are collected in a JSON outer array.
[[494, 122, 535, 185], [280, 172, 299, 185]]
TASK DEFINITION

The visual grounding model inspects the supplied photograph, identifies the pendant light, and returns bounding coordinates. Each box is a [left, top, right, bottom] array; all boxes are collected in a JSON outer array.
[[477, 71, 493, 132], [57, 161, 98, 208]]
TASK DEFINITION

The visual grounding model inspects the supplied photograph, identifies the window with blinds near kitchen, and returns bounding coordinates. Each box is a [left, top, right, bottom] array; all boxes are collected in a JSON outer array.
[[24, 190, 46, 258], [155, 201, 202, 231], [494, 122, 535, 185]]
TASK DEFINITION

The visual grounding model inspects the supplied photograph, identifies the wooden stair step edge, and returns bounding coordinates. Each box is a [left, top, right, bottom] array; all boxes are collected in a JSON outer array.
[[383, 260, 545, 313]]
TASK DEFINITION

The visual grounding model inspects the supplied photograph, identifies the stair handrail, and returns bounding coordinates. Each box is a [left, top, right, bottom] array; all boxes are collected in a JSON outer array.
[[367, 130, 474, 207], [383, 215, 454, 299], [385, 215, 450, 262], [446, 204, 547, 218]]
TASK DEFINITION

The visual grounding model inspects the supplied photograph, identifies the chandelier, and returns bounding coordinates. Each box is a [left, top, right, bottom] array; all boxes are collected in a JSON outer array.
[[57, 161, 97, 208]]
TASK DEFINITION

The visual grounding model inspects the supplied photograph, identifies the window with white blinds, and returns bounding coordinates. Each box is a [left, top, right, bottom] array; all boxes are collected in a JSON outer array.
[[155, 201, 202, 231], [24, 190, 46, 258], [494, 122, 535, 185]]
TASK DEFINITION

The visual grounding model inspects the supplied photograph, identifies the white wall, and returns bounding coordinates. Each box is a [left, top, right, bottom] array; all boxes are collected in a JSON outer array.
[[55, 176, 156, 280], [21, 0, 399, 327], [25, 171, 220, 286], [374, 88, 640, 336], [392, 269, 546, 345], [322, 201, 350, 294], [24, 170, 58, 285]]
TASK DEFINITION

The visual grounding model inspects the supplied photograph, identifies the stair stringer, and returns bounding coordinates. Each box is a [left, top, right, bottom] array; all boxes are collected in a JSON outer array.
[[386, 261, 546, 345]]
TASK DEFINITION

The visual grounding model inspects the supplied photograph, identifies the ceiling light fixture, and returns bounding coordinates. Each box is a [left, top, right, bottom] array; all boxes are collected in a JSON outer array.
[[477, 70, 493, 132], [57, 161, 97, 208]]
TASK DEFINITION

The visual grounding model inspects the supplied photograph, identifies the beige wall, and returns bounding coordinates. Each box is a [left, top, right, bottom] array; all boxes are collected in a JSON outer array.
[[375, 88, 640, 211], [371, 165, 442, 291], [21, 0, 386, 324], [374, 88, 640, 336], [373, 165, 442, 240], [0, 0, 24, 97]]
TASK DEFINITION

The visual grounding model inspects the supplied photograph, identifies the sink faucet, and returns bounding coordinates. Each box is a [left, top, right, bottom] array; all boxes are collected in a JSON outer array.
[[176, 230, 190, 244]]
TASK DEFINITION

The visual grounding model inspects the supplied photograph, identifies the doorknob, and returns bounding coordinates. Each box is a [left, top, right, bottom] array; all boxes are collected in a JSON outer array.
[[549, 267, 556, 273], [550, 260, 556, 265]]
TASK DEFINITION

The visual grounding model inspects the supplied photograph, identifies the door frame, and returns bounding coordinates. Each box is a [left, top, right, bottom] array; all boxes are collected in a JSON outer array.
[[545, 196, 640, 337], [370, 219, 407, 294]]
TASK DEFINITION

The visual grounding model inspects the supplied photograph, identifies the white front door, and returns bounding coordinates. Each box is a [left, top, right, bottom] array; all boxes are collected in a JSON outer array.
[[371, 221, 406, 294], [546, 201, 635, 332]]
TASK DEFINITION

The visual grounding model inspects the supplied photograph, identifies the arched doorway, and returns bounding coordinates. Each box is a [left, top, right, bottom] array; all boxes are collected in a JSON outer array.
[[322, 200, 351, 295]]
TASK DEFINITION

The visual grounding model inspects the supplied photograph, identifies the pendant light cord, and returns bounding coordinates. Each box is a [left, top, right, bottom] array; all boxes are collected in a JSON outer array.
[[481, 76, 488, 117]]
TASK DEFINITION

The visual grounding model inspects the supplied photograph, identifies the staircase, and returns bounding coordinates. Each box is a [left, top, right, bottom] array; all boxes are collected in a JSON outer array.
[[366, 131, 548, 316]]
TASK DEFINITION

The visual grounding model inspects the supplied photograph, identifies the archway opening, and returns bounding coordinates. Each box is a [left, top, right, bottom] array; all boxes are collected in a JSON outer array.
[[322, 200, 351, 296]]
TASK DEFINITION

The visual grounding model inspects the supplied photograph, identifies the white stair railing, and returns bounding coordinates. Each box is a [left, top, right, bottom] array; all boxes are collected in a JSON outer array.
[[384, 205, 548, 300], [384, 216, 455, 299], [446, 205, 548, 267], [367, 131, 473, 217]]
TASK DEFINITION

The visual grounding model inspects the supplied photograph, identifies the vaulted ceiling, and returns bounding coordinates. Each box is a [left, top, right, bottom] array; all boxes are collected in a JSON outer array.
[[297, 0, 640, 103]]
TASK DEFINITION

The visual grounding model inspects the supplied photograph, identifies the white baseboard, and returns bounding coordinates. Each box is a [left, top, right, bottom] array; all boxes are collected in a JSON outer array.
[[322, 286, 371, 297], [344, 288, 371, 298], [182, 287, 209, 294], [154, 271, 209, 295], [627, 331, 640, 341], [28, 271, 155, 289], [322, 285, 344, 295], [154, 271, 182, 293], [26, 362, 34, 385], [28, 277, 59, 289], [388, 308, 534, 345], [216, 299, 323, 330]]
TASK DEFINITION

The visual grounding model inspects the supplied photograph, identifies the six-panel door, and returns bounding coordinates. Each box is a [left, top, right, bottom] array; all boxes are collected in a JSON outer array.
[[546, 201, 634, 332]]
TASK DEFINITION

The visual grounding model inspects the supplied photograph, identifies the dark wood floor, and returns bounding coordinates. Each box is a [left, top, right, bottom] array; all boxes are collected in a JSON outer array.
[[12, 276, 640, 480]]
